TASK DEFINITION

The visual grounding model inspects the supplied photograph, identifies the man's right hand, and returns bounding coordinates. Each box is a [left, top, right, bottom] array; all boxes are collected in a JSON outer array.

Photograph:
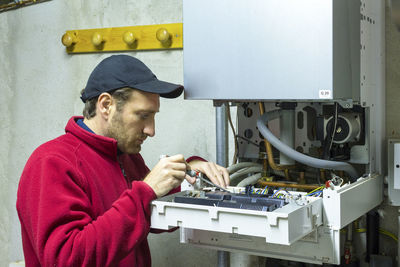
[[143, 154, 187, 198]]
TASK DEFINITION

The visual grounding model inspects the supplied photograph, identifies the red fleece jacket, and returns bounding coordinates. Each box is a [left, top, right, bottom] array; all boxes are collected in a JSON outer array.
[[16, 116, 182, 267]]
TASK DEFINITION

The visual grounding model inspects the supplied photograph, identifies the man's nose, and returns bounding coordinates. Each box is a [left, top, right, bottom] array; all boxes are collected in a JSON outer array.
[[143, 120, 155, 137]]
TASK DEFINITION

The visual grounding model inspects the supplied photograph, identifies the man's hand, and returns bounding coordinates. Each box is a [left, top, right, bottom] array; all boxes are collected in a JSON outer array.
[[188, 160, 230, 188], [144, 154, 187, 198]]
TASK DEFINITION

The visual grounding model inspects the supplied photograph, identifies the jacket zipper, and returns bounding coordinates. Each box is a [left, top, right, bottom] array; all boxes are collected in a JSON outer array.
[[118, 158, 132, 189]]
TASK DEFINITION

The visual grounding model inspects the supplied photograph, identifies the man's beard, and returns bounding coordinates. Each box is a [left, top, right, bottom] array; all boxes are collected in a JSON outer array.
[[105, 112, 141, 154]]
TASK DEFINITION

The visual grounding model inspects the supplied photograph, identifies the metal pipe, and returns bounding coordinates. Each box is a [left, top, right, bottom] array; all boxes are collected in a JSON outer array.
[[216, 103, 228, 167], [218, 251, 229, 267], [347, 222, 353, 242], [230, 253, 259, 267], [216, 103, 229, 267], [257, 181, 320, 191]]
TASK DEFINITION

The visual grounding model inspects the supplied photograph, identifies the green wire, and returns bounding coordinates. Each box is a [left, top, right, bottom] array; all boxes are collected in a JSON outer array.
[[355, 228, 398, 242], [306, 186, 325, 196]]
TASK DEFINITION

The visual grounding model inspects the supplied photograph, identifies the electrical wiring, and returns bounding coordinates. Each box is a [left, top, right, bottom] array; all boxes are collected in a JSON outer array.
[[272, 189, 282, 198], [328, 102, 338, 156], [306, 186, 325, 196], [261, 186, 268, 194], [355, 228, 398, 242], [242, 186, 270, 195], [272, 188, 290, 198], [379, 229, 398, 242], [227, 104, 239, 165], [307, 190, 323, 197]]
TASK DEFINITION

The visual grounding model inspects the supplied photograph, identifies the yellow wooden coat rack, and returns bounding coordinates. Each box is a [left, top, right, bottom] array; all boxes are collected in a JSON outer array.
[[61, 23, 183, 54]]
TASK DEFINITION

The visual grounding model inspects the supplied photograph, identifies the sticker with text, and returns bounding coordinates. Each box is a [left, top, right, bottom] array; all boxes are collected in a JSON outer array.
[[319, 90, 332, 99]]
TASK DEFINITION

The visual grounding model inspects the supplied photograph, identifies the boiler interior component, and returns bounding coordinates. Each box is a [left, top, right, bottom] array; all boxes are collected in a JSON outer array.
[[324, 113, 361, 144], [150, 0, 385, 265]]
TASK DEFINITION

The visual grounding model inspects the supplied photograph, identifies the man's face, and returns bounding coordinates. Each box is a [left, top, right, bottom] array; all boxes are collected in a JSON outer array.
[[105, 90, 160, 154]]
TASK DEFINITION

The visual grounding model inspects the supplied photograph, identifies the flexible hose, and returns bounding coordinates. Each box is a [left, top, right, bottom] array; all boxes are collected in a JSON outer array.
[[258, 103, 295, 171], [257, 110, 359, 181], [230, 166, 263, 180], [228, 162, 262, 174], [230, 167, 263, 185], [237, 173, 262, 187]]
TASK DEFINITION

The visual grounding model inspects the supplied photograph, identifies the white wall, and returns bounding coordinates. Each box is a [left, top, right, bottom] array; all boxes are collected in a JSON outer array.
[[0, 11, 12, 266], [0, 1, 233, 266]]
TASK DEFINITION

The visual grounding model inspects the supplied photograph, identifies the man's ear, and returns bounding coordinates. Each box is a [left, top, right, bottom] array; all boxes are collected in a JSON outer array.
[[97, 93, 114, 120]]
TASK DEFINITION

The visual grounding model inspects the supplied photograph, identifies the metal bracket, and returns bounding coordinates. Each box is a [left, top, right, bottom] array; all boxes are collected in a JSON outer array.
[[337, 99, 354, 109]]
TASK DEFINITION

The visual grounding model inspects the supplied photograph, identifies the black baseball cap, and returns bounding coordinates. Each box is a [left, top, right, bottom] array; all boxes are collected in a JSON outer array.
[[80, 55, 184, 102]]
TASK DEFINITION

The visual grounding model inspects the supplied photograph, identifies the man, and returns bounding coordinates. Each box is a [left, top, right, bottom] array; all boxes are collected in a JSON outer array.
[[17, 55, 229, 266]]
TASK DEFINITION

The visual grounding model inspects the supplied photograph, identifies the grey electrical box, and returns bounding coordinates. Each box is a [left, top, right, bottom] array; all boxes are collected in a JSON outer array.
[[388, 139, 400, 206], [183, 0, 360, 101]]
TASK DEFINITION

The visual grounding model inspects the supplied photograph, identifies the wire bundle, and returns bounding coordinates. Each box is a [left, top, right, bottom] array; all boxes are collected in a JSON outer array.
[[355, 228, 398, 242], [272, 188, 290, 199], [306, 186, 325, 197]]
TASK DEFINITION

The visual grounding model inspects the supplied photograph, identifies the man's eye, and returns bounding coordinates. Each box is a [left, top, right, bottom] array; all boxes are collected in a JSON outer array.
[[139, 114, 149, 120]]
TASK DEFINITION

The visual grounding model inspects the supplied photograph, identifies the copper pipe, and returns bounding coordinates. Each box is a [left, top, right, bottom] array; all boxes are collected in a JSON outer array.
[[263, 157, 268, 173], [259, 152, 269, 176], [257, 180, 320, 191], [258, 102, 295, 171], [284, 168, 290, 180]]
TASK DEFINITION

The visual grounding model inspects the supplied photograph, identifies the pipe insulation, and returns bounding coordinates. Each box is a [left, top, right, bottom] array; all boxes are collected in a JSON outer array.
[[257, 110, 359, 180], [227, 162, 262, 174], [230, 166, 263, 181], [237, 173, 262, 187], [279, 109, 295, 165]]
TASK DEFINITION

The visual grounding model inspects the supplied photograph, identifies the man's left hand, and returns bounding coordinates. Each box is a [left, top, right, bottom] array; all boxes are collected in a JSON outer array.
[[187, 160, 230, 188]]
